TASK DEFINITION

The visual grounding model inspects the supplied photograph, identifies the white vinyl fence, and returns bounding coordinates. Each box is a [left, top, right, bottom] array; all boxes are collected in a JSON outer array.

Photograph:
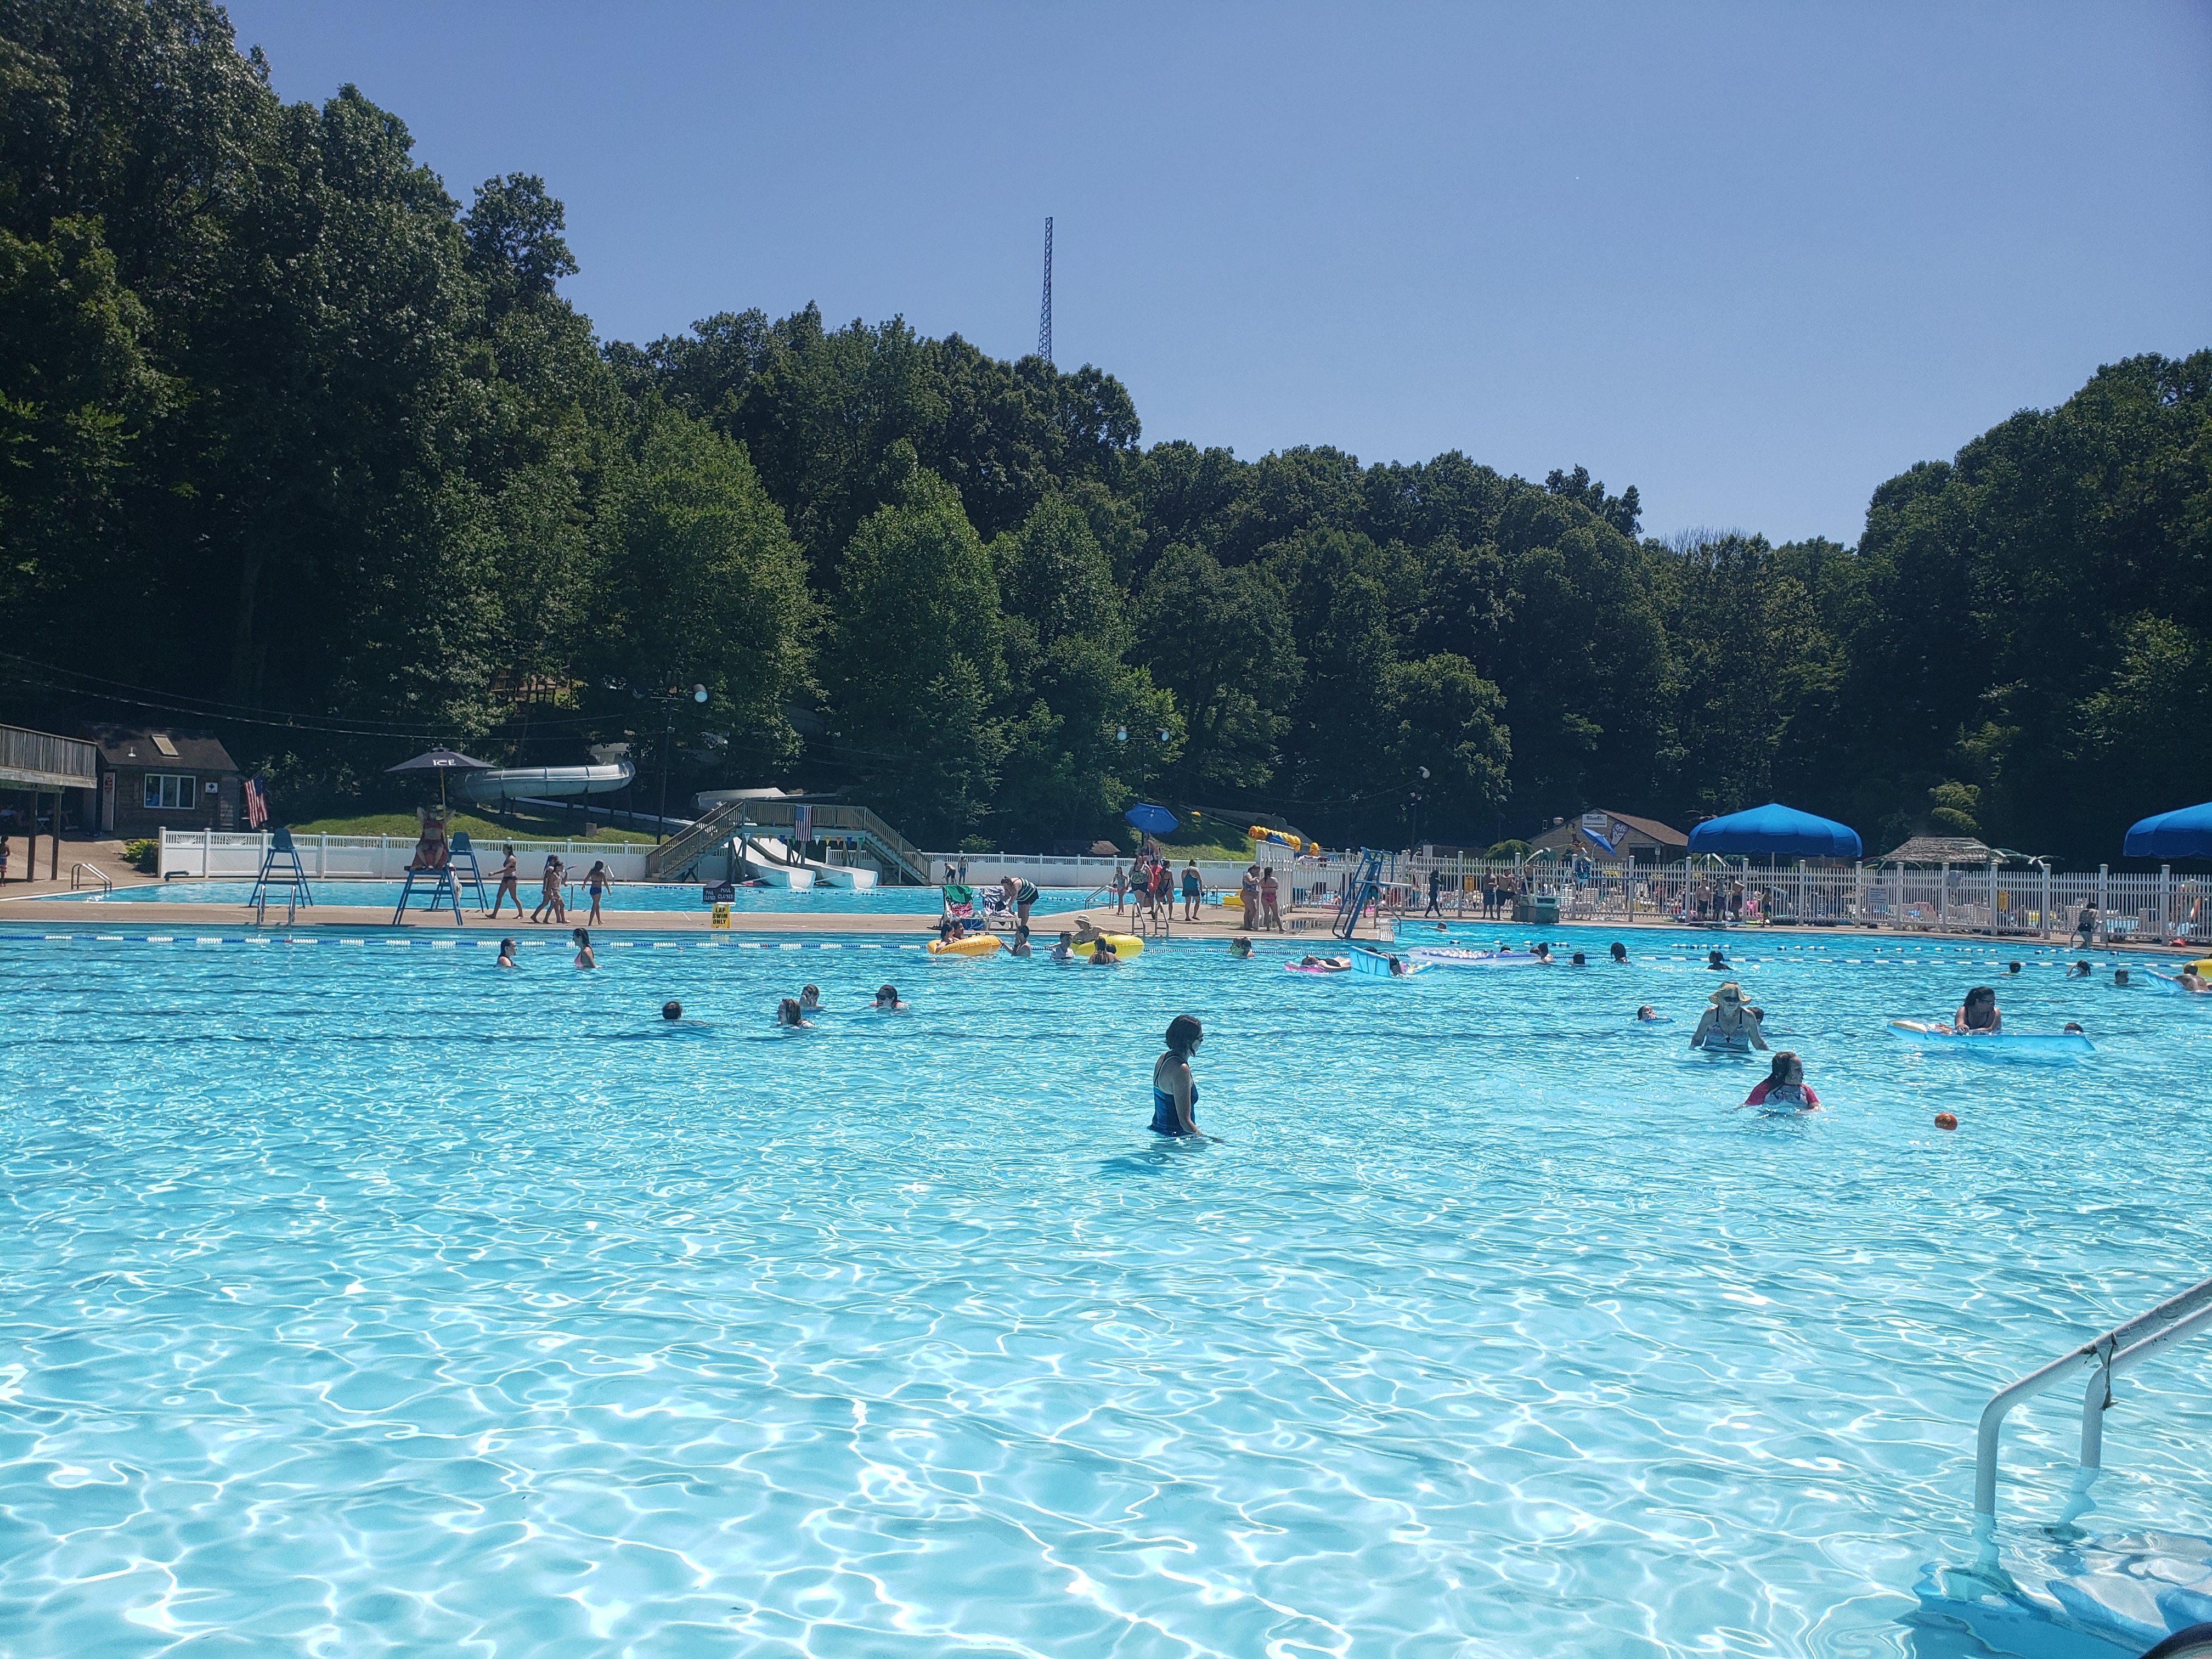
[[1389, 854, 2210, 944], [161, 830, 652, 883]]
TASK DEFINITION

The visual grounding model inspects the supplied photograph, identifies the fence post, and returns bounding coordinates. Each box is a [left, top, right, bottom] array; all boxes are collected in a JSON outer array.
[[2097, 864, 2108, 934], [2040, 862, 2051, 939], [2161, 865, 2171, 935], [202, 825, 211, 877]]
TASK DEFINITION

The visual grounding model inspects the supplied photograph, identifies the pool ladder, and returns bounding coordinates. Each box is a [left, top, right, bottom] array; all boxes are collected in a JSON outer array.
[[1974, 1273, 2212, 1561]]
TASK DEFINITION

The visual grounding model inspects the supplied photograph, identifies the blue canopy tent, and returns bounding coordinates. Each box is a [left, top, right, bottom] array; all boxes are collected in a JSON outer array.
[[2124, 802, 2212, 860], [1688, 803, 1863, 860]]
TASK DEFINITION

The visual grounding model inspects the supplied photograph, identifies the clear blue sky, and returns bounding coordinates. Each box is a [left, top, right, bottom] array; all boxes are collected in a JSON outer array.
[[227, 1, 2212, 546]]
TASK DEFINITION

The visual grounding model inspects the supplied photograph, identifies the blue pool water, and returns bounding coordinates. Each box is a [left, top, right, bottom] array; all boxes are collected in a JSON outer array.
[[48, 879, 1099, 914], [2, 926, 2208, 1656]]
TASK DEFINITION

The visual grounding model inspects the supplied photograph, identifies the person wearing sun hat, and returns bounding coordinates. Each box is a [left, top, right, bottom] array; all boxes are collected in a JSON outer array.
[[1690, 980, 1769, 1052]]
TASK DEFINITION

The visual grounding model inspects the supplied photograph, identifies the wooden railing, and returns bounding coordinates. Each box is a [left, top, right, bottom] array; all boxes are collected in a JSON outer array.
[[0, 723, 97, 789]]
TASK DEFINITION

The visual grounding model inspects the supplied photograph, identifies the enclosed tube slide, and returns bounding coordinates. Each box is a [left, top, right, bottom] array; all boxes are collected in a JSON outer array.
[[450, 763, 635, 805]]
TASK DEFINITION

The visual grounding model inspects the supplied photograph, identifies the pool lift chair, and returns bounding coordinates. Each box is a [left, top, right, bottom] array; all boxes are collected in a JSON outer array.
[[247, 826, 315, 927], [1332, 851, 1387, 941]]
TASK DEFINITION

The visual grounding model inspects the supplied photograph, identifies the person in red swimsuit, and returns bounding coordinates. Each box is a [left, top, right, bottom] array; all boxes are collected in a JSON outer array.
[[1745, 1051, 1820, 1112]]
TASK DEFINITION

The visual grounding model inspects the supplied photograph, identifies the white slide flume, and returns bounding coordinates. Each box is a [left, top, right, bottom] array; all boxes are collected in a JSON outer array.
[[450, 763, 635, 805]]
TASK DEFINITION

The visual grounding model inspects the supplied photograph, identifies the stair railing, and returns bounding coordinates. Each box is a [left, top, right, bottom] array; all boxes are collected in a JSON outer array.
[[1973, 1274, 2212, 1558]]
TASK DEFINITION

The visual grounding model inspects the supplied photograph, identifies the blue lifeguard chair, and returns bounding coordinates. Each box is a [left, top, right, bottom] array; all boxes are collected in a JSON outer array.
[[392, 851, 468, 927], [447, 831, 491, 912], [249, 826, 315, 925]]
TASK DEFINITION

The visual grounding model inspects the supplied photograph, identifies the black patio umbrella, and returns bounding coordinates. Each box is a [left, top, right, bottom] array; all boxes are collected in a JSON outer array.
[[386, 747, 493, 808]]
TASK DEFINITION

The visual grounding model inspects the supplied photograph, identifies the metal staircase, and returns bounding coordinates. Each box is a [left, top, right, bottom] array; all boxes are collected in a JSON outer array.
[[644, 800, 752, 881]]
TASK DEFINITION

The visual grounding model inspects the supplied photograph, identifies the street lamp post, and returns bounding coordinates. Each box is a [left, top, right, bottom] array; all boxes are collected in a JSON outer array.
[[627, 681, 709, 844]]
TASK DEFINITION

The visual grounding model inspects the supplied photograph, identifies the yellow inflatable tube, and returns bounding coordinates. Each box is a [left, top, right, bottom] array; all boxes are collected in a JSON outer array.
[[1082, 933, 1145, 958], [927, 934, 1003, 957]]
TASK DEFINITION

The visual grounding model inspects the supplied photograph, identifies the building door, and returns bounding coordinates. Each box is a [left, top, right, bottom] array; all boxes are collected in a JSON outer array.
[[100, 772, 115, 834]]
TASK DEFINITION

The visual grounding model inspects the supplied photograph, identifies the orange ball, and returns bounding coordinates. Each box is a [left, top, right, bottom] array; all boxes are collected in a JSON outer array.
[[1934, 1112, 1959, 1131]]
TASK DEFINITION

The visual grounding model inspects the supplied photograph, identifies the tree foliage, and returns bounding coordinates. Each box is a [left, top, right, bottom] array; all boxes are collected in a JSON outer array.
[[2, 4, 2205, 861]]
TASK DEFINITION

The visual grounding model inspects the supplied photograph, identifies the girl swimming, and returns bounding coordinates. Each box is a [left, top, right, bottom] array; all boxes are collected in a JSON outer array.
[[571, 928, 596, 969]]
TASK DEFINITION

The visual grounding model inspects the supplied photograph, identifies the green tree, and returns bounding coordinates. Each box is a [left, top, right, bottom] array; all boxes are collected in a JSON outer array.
[[824, 458, 1007, 844]]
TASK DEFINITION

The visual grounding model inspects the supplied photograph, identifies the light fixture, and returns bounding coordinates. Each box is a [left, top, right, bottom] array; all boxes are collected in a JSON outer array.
[[1115, 727, 1128, 742], [692, 685, 709, 703]]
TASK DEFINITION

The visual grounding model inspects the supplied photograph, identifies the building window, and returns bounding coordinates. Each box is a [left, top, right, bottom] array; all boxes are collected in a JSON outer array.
[[143, 773, 197, 810]]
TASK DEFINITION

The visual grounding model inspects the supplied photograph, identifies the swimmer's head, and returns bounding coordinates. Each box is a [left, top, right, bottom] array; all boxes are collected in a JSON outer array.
[[1766, 1050, 1803, 1087], [776, 997, 804, 1026], [2114, 968, 2131, 986], [1963, 985, 1996, 1011], [1934, 1111, 1959, 1131], [662, 1001, 682, 1020], [874, 984, 899, 1007], [1610, 943, 1627, 961], [802, 983, 819, 998], [572, 927, 590, 946], [1708, 949, 1727, 966], [1635, 1005, 1656, 1020], [499, 937, 516, 954], [1058, 932, 1072, 944], [1165, 1014, 1203, 1056], [1570, 951, 1587, 966], [2063, 1021, 2084, 1033], [2006, 962, 2022, 974]]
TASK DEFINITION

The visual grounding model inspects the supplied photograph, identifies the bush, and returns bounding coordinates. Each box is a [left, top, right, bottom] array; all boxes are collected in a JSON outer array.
[[122, 838, 159, 872]]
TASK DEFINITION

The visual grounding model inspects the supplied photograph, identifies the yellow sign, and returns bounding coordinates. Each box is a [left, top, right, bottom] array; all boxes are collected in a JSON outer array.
[[710, 902, 731, 929]]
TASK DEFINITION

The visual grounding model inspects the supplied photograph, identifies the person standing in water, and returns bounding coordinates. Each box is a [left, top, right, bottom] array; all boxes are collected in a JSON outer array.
[[1745, 1051, 1820, 1111], [1151, 1014, 1219, 1140], [489, 845, 523, 918], [1690, 981, 1768, 1051], [495, 937, 519, 969], [571, 927, 596, 969]]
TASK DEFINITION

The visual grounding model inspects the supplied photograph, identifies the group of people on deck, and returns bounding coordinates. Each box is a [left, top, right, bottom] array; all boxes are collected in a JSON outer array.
[[481, 845, 618, 926]]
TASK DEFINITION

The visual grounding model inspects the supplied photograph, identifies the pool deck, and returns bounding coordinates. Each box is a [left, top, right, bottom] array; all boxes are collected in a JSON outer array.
[[0, 890, 2198, 952]]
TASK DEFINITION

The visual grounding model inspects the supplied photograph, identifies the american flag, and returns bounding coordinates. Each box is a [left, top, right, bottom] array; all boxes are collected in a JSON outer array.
[[245, 775, 269, 830]]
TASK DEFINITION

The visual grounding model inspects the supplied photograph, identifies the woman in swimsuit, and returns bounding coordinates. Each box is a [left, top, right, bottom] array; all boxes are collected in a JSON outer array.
[[872, 984, 908, 1011], [532, 856, 566, 924], [999, 874, 1039, 929], [489, 845, 522, 918], [1690, 981, 1768, 1051], [1151, 1014, 1218, 1140], [495, 937, 518, 969], [571, 927, 596, 969], [1949, 985, 2001, 1034], [584, 859, 612, 924], [1090, 938, 1120, 965]]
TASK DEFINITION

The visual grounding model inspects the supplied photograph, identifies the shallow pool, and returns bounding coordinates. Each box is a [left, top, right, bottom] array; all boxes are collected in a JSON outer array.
[[2, 927, 2207, 1656], [49, 879, 1101, 915]]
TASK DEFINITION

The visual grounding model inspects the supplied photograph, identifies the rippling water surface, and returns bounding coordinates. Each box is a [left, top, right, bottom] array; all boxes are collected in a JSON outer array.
[[2, 927, 2208, 1657]]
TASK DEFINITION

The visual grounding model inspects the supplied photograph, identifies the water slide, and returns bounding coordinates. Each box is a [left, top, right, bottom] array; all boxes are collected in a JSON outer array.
[[450, 762, 635, 805], [693, 789, 879, 889]]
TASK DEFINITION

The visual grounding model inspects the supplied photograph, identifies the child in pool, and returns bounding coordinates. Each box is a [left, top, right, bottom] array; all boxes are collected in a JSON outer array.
[[1745, 1051, 1820, 1111]]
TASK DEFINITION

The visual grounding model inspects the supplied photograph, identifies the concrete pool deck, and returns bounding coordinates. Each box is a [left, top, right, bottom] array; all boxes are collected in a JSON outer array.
[[0, 890, 2199, 955]]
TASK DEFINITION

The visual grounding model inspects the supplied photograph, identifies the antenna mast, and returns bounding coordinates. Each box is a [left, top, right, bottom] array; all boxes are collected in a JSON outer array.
[[1038, 216, 1053, 364]]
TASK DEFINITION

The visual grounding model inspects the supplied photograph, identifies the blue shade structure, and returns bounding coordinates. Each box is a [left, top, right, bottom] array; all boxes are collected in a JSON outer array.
[[1124, 803, 1178, 834], [1688, 802, 1862, 859], [2124, 801, 2212, 859]]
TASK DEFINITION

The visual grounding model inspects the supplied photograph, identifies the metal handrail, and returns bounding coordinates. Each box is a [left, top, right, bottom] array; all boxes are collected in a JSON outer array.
[[1974, 1274, 2212, 1546], [70, 862, 112, 893]]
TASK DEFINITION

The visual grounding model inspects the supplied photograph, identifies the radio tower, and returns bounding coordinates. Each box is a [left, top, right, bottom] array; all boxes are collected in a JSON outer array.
[[1037, 217, 1053, 364]]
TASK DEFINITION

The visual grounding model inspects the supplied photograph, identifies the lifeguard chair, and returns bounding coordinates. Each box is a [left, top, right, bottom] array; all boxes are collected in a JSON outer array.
[[249, 827, 315, 926], [447, 831, 490, 913]]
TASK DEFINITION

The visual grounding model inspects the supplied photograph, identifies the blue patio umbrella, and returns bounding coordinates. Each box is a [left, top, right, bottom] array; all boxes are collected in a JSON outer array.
[[2124, 800, 2212, 859], [1124, 803, 1179, 835], [1688, 802, 1862, 860]]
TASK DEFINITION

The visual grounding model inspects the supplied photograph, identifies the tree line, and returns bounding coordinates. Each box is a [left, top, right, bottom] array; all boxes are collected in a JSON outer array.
[[3, 2, 2206, 860]]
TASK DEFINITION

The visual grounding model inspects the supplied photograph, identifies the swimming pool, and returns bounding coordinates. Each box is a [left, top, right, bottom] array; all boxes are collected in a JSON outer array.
[[3, 926, 2207, 1655], [46, 879, 1102, 914]]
